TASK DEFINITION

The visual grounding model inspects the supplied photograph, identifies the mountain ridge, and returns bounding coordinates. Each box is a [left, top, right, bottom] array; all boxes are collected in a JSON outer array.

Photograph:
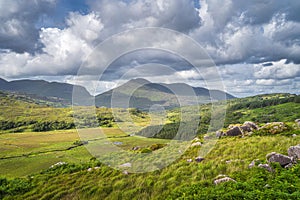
[[0, 77, 235, 109]]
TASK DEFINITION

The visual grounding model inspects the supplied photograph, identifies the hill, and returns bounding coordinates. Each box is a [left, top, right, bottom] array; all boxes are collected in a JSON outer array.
[[0, 78, 92, 103], [95, 78, 235, 109]]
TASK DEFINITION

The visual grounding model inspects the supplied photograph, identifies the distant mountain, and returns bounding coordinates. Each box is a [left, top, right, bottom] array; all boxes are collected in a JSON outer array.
[[95, 78, 235, 109], [0, 78, 92, 103], [0, 77, 235, 109]]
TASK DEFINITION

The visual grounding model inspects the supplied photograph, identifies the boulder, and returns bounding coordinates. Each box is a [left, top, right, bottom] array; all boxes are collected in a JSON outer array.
[[240, 125, 252, 133], [195, 157, 204, 163], [288, 145, 300, 160], [243, 121, 258, 130], [258, 164, 273, 172], [226, 126, 243, 136], [266, 152, 293, 167]]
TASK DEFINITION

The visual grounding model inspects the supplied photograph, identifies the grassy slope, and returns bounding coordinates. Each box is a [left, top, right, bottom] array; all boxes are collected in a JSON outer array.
[[3, 135, 300, 200], [0, 93, 300, 199]]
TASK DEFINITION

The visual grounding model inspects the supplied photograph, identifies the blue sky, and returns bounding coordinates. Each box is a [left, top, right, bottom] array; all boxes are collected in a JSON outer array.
[[0, 0, 299, 97]]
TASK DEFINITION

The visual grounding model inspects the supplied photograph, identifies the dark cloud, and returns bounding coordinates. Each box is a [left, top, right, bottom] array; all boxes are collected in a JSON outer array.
[[0, 0, 56, 53]]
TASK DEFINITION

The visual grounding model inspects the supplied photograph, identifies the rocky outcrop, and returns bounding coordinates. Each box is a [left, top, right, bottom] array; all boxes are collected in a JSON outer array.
[[226, 126, 243, 136], [260, 122, 288, 134], [288, 145, 300, 160], [266, 152, 293, 167]]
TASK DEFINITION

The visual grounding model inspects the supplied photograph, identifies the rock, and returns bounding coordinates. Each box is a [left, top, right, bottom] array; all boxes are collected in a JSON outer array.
[[266, 152, 293, 167], [216, 131, 223, 138], [226, 126, 243, 136], [225, 160, 232, 164], [285, 163, 294, 169], [87, 168, 92, 172], [187, 159, 193, 163], [240, 125, 252, 133], [195, 157, 204, 163], [132, 146, 140, 151], [50, 162, 67, 168], [243, 121, 259, 130], [258, 164, 273, 172], [123, 170, 129, 175], [191, 142, 202, 147], [119, 163, 132, 168], [288, 145, 300, 160], [260, 122, 288, 134], [248, 159, 261, 168], [214, 175, 236, 185], [295, 119, 300, 126], [293, 134, 297, 137]]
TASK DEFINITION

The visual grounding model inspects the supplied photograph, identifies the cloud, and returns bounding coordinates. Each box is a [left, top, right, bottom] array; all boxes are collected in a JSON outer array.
[[0, 12, 104, 77], [191, 0, 300, 65], [87, 0, 201, 34], [0, 0, 56, 53], [0, 0, 299, 97], [254, 59, 300, 79]]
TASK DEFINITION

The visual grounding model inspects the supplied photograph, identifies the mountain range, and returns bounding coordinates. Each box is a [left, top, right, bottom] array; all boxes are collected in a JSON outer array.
[[0, 78, 235, 109]]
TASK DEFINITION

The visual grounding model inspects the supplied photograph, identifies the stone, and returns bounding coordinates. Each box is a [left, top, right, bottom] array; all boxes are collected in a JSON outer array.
[[226, 126, 243, 136], [293, 134, 297, 137], [295, 119, 300, 126], [187, 159, 193, 163], [195, 157, 204, 163], [240, 125, 252, 132], [119, 163, 132, 168], [216, 131, 223, 138], [243, 121, 259, 130], [258, 164, 273, 172], [191, 142, 202, 147], [285, 163, 294, 169], [87, 168, 92, 172], [288, 145, 300, 160], [248, 159, 261, 168], [266, 152, 293, 167], [214, 176, 236, 185], [132, 146, 140, 151]]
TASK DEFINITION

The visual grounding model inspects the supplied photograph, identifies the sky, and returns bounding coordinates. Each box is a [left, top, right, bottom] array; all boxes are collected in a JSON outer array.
[[0, 0, 299, 97]]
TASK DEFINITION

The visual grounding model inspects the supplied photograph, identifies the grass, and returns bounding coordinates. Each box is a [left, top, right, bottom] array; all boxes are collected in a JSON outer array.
[[2, 134, 300, 199]]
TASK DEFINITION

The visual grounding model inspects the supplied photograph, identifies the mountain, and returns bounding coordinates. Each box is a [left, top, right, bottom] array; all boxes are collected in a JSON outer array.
[[95, 78, 235, 109], [0, 78, 92, 103]]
